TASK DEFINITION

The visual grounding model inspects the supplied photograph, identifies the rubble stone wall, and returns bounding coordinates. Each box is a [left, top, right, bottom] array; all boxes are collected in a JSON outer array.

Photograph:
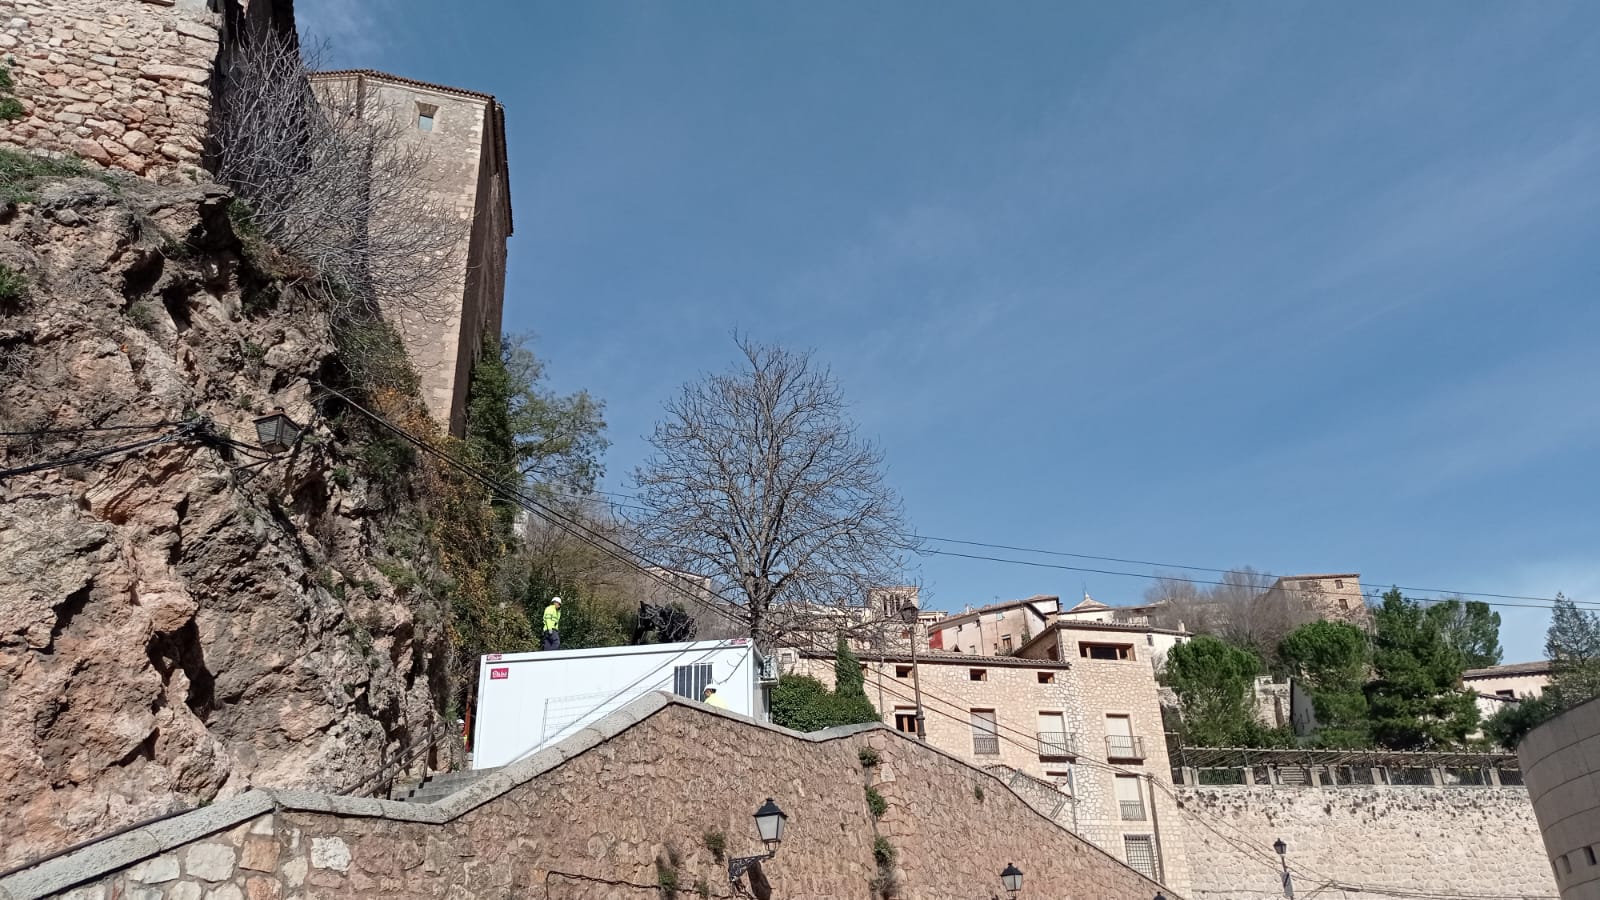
[[3, 697, 1172, 900], [0, 0, 221, 176], [1178, 784, 1555, 900]]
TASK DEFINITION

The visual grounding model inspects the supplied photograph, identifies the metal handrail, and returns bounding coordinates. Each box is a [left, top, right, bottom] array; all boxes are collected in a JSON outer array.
[[973, 734, 1001, 755], [1119, 800, 1147, 821]]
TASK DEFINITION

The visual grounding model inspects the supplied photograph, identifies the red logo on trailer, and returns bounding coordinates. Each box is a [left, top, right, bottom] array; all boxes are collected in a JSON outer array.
[[485, 653, 503, 661], [490, 667, 509, 680]]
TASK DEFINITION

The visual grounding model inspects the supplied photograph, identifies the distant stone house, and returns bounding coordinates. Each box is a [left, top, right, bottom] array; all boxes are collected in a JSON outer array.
[[1464, 659, 1552, 721], [308, 70, 512, 437], [1269, 572, 1371, 627]]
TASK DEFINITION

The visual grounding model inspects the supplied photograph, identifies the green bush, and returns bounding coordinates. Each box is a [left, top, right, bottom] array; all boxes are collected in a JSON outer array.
[[0, 264, 27, 308], [858, 746, 880, 768], [872, 836, 896, 869], [701, 829, 726, 863], [865, 786, 887, 819], [770, 674, 881, 732], [0, 67, 25, 123]]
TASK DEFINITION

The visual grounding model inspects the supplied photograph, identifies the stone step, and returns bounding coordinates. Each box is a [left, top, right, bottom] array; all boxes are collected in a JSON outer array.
[[392, 767, 501, 804]]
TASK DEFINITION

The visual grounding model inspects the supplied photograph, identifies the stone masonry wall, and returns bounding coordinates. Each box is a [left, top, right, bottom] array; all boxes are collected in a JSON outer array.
[[1178, 785, 1555, 900], [5, 696, 1173, 900], [0, 0, 220, 176]]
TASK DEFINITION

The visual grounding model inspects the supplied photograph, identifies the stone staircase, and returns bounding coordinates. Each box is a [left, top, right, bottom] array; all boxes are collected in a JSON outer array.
[[390, 767, 501, 804]]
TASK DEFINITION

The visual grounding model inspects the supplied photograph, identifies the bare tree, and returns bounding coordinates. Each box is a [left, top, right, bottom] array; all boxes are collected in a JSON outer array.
[[630, 338, 914, 645], [1146, 567, 1315, 664], [212, 31, 459, 325]]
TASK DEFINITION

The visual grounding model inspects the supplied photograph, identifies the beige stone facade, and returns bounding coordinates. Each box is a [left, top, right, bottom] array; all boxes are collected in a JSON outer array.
[[1465, 660, 1552, 721], [1, 694, 1173, 900], [311, 70, 512, 436], [795, 643, 1192, 892], [927, 594, 1058, 655], [1270, 573, 1370, 627], [0, 0, 224, 176], [1179, 784, 1555, 900], [1521, 694, 1600, 900]]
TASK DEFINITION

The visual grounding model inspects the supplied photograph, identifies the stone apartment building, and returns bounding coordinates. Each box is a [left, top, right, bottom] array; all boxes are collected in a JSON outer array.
[[788, 637, 1192, 892], [928, 594, 1061, 655], [309, 70, 513, 437]]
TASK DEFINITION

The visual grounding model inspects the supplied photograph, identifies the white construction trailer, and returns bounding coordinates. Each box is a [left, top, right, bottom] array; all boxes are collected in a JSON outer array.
[[470, 638, 774, 769]]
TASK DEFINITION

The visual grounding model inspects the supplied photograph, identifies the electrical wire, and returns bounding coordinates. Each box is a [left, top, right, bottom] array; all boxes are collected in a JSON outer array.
[[0, 419, 181, 438], [0, 429, 191, 480]]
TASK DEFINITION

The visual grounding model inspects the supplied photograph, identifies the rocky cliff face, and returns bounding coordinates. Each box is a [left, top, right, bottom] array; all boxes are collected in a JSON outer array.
[[0, 172, 451, 868]]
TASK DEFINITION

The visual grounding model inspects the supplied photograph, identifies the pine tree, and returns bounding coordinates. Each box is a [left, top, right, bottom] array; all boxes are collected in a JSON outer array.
[[1364, 589, 1478, 750], [1279, 620, 1372, 747], [1546, 593, 1600, 708]]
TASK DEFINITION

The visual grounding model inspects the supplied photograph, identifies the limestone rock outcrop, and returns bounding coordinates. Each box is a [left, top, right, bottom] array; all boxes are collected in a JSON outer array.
[[0, 173, 451, 868]]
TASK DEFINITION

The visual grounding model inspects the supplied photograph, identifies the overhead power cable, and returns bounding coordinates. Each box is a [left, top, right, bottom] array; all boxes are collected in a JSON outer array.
[[0, 419, 182, 438], [0, 429, 193, 480]]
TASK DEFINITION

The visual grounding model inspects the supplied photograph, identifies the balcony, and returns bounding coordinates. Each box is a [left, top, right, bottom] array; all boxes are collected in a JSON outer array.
[[1105, 735, 1146, 761], [1119, 800, 1147, 821], [973, 734, 1001, 756], [1037, 731, 1079, 759]]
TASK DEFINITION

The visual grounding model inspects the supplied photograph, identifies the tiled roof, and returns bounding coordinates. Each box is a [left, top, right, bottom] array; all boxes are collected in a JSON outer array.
[[797, 649, 1073, 670], [1463, 660, 1552, 679]]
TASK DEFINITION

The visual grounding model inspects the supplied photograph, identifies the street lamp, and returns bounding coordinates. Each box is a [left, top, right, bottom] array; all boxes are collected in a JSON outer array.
[[729, 798, 789, 894], [252, 409, 302, 454], [898, 597, 927, 741], [1274, 838, 1294, 900], [1000, 863, 1023, 898]]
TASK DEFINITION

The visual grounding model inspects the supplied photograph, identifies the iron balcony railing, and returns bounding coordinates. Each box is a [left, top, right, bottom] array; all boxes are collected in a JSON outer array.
[[1120, 800, 1147, 821], [973, 734, 1001, 756], [1037, 731, 1079, 758], [1106, 735, 1146, 760]]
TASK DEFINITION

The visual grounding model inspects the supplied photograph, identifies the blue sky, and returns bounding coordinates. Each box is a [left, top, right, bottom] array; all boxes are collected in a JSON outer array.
[[301, 1, 1600, 662]]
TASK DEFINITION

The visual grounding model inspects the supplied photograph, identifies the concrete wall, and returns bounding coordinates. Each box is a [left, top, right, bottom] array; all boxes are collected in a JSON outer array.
[[1521, 695, 1600, 900], [0, 0, 220, 176], [0, 694, 1173, 900], [1178, 784, 1555, 900]]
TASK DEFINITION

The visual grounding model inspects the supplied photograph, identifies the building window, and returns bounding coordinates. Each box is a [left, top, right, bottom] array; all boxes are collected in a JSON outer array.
[[1001, 634, 1013, 653], [672, 663, 712, 700], [1106, 714, 1143, 759], [1123, 835, 1157, 879], [970, 709, 999, 755], [1558, 855, 1571, 876], [1045, 769, 1073, 795], [1334, 579, 1344, 589], [970, 668, 988, 682], [1038, 671, 1055, 684], [894, 709, 918, 734], [1116, 775, 1146, 821], [1146, 634, 1155, 645], [1080, 642, 1133, 661], [896, 665, 913, 678], [416, 102, 438, 132], [1586, 846, 1597, 866], [1495, 689, 1515, 699]]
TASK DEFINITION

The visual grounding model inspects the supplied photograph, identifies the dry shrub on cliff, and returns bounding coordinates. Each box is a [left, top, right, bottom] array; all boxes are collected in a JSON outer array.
[[213, 32, 459, 332]]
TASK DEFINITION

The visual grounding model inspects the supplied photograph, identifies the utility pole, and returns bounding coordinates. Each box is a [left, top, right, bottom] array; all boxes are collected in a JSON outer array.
[[899, 598, 927, 741]]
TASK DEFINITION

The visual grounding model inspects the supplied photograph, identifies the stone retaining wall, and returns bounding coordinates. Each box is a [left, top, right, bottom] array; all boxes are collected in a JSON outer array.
[[1178, 784, 1556, 900], [1, 694, 1172, 900], [0, 0, 221, 175]]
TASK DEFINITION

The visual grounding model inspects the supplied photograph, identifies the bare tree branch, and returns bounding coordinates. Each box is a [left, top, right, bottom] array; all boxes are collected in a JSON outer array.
[[629, 337, 915, 645]]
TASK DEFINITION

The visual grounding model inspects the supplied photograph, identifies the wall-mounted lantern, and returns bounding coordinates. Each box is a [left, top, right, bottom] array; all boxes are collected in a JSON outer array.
[[252, 408, 302, 454], [729, 798, 788, 896], [1000, 863, 1023, 898]]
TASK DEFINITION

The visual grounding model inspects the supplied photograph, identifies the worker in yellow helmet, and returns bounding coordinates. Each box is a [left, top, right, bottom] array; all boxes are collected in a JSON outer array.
[[541, 597, 562, 651]]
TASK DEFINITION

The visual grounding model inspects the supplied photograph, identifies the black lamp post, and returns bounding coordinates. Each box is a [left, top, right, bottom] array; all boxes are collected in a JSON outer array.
[[1000, 863, 1023, 898], [729, 799, 788, 893], [1274, 838, 1294, 900], [252, 409, 303, 454], [898, 597, 927, 741]]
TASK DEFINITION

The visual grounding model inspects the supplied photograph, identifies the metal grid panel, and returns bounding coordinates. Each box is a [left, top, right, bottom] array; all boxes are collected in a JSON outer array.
[[1123, 835, 1157, 879]]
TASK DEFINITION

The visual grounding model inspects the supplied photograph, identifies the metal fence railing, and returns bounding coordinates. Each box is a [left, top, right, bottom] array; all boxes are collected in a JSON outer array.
[[1106, 735, 1145, 760], [973, 734, 1001, 756], [1037, 731, 1078, 758]]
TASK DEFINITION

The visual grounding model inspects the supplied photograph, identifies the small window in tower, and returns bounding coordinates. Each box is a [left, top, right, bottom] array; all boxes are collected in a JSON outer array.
[[1038, 671, 1055, 684], [970, 668, 988, 682], [417, 102, 438, 132], [1334, 579, 1344, 589], [896, 665, 913, 678]]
